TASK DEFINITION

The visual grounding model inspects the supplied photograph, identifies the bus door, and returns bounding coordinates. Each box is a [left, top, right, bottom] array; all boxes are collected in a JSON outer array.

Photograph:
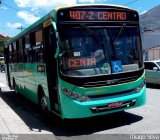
[[43, 24, 60, 113]]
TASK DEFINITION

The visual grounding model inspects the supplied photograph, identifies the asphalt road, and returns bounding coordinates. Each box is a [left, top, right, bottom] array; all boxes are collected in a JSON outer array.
[[0, 72, 160, 140]]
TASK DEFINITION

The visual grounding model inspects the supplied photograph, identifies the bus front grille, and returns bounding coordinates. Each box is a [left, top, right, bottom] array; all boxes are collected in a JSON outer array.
[[87, 89, 136, 101], [82, 76, 138, 87]]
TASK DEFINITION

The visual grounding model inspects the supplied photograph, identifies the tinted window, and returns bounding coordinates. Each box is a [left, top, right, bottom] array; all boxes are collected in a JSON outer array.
[[59, 26, 142, 76], [24, 35, 32, 62], [32, 29, 44, 62], [144, 62, 157, 70], [12, 42, 17, 63], [17, 38, 24, 63]]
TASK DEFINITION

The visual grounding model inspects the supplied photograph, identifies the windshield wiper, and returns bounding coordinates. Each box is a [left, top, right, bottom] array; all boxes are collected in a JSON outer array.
[[80, 24, 105, 49], [113, 23, 126, 45], [80, 24, 107, 59]]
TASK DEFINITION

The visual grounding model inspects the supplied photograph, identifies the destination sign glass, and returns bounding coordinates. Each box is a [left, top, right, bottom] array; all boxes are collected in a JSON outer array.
[[57, 8, 139, 22]]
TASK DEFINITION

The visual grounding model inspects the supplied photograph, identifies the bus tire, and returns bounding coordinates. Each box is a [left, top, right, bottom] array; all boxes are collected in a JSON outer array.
[[38, 88, 48, 115], [13, 79, 18, 94]]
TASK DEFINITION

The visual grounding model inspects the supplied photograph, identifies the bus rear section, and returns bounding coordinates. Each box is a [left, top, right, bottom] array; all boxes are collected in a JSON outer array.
[[56, 5, 146, 119]]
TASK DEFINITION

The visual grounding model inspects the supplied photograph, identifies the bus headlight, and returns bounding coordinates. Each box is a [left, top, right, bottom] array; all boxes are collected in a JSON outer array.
[[62, 88, 88, 102], [135, 81, 145, 93]]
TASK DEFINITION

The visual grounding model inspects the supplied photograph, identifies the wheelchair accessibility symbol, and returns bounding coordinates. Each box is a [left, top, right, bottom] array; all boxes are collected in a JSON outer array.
[[111, 61, 122, 73]]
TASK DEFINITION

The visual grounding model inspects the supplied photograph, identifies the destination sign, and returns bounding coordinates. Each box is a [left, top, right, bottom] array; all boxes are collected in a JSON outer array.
[[69, 11, 127, 21], [57, 8, 138, 22]]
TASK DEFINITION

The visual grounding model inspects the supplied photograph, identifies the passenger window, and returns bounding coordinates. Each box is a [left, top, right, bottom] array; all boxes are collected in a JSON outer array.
[[12, 42, 18, 63], [24, 35, 32, 62], [9, 44, 13, 63], [32, 29, 44, 62], [23, 28, 44, 63], [17, 39, 24, 63]]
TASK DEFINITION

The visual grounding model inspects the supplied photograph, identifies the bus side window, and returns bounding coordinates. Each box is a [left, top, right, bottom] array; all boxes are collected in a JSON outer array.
[[12, 42, 17, 63], [24, 35, 32, 63], [32, 29, 44, 62], [9, 44, 13, 63], [17, 38, 24, 63], [30, 32, 36, 62]]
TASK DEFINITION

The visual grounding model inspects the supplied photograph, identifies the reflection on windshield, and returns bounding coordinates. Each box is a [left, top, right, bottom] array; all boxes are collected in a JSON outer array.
[[59, 27, 142, 76]]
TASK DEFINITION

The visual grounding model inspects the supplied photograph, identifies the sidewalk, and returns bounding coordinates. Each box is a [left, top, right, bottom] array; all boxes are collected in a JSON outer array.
[[0, 73, 58, 140], [0, 91, 58, 140]]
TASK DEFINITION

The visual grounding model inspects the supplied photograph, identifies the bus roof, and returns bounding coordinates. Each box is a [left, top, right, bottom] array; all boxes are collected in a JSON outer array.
[[56, 4, 135, 11], [7, 4, 136, 45]]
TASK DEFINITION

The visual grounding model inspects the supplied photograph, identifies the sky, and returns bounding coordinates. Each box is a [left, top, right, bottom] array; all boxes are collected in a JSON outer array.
[[0, 0, 159, 37]]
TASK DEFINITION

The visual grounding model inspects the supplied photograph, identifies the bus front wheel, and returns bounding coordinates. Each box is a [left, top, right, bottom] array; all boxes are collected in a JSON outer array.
[[38, 88, 48, 114]]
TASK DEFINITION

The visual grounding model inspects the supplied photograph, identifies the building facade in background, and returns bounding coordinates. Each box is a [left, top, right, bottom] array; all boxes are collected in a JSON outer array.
[[142, 30, 160, 61], [140, 5, 160, 61], [144, 45, 160, 61]]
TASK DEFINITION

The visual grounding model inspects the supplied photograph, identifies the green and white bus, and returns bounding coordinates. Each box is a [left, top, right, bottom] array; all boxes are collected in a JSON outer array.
[[5, 4, 146, 119]]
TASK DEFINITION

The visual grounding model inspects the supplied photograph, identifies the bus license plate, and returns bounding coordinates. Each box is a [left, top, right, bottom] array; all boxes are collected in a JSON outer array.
[[108, 102, 122, 109]]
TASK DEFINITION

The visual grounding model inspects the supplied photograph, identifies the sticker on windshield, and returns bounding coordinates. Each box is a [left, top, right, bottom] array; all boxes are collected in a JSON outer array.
[[103, 63, 111, 74], [111, 60, 122, 73], [74, 52, 81, 57]]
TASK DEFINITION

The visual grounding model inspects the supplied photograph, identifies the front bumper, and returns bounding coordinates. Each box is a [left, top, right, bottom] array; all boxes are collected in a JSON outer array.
[[60, 85, 146, 119]]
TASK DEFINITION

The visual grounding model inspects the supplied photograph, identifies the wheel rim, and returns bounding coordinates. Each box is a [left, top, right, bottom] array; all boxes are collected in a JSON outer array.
[[40, 96, 47, 111]]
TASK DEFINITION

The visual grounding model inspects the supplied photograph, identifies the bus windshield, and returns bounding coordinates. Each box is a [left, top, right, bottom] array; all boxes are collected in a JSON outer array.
[[58, 26, 142, 76]]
